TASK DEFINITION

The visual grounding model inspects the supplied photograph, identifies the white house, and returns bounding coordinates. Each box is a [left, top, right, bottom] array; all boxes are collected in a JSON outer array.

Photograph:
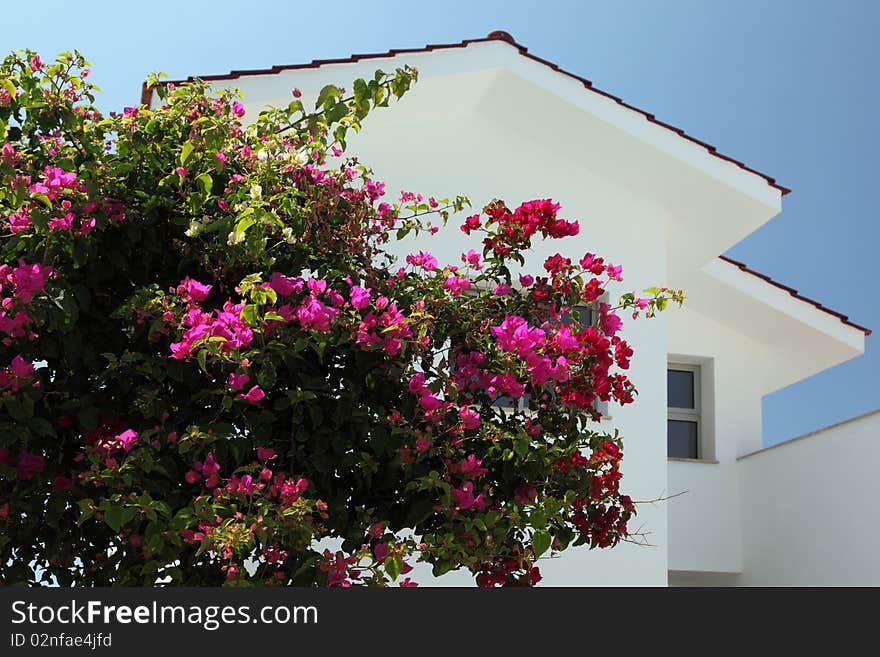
[[145, 31, 873, 586]]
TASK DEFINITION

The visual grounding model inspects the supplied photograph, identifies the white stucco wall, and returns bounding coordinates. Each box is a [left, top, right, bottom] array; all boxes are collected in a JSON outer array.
[[665, 304, 779, 574], [735, 410, 880, 586]]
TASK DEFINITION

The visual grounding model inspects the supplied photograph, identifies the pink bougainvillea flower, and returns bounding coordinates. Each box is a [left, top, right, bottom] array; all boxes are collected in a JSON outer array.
[[269, 272, 298, 296], [405, 251, 438, 271], [459, 214, 481, 234], [180, 277, 211, 302], [228, 372, 250, 391], [47, 213, 74, 230], [52, 476, 73, 492], [461, 249, 482, 269], [256, 447, 276, 461], [16, 451, 45, 480], [444, 276, 471, 296], [118, 429, 139, 451], [8, 356, 34, 379], [239, 385, 265, 403], [451, 481, 485, 511], [417, 392, 442, 411], [514, 484, 538, 505], [349, 285, 371, 310], [399, 578, 419, 588], [459, 405, 481, 430], [598, 303, 623, 336], [10, 260, 53, 304]]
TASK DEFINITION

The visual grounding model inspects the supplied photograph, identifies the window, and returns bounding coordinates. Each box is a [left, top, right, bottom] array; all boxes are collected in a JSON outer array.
[[667, 364, 700, 459]]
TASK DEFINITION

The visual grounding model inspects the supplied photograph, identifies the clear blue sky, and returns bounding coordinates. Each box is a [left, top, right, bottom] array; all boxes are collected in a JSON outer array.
[[6, 0, 877, 446]]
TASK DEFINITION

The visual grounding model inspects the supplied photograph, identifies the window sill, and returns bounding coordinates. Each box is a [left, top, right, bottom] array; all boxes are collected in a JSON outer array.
[[667, 457, 719, 464]]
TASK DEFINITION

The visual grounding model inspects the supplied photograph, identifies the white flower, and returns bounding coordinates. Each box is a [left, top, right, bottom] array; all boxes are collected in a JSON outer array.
[[227, 230, 244, 246], [250, 184, 262, 201]]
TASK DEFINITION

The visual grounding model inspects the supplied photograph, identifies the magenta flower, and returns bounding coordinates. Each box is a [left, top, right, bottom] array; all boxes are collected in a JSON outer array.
[[456, 454, 489, 478], [405, 251, 438, 271], [451, 481, 486, 511], [408, 372, 426, 393], [16, 451, 45, 480], [228, 372, 250, 391], [269, 272, 298, 296], [306, 278, 327, 296], [349, 285, 371, 309], [8, 356, 34, 379], [231, 101, 245, 118], [257, 447, 276, 461], [118, 429, 139, 451], [444, 276, 471, 296], [175, 166, 188, 177], [10, 260, 53, 304], [52, 476, 73, 492], [518, 274, 534, 287], [461, 249, 482, 269], [239, 385, 265, 403], [29, 55, 43, 71], [181, 277, 211, 302], [418, 392, 442, 411], [598, 303, 623, 336], [459, 405, 481, 430], [8, 210, 31, 233], [47, 213, 74, 230], [399, 578, 419, 588]]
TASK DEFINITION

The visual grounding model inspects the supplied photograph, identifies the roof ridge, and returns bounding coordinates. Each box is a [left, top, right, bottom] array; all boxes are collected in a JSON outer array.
[[139, 31, 791, 196]]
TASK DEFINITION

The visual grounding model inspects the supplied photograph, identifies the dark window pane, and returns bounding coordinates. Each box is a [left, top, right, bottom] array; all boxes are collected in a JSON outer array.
[[492, 394, 517, 409], [561, 306, 592, 326], [667, 420, 698, 459], [667, 369, 695, 409]]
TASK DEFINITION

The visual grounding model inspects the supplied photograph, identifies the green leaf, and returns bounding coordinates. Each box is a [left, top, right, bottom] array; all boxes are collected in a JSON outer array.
[[532, 530, 552, 558], [195, 172, 212, 195], [77, 499, 96, 525], [240, 304, 260, 326], [315, 84, 340, 109], [385, 555, 402, 581], [29, 416, 56, 438], [196, 349, 207, 373], [104, 505, 137, 533], [179, 140, 195, 167]]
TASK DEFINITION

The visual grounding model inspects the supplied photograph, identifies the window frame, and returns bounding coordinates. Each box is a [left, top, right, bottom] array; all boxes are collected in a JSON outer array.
[[667, 362, 701, 459]]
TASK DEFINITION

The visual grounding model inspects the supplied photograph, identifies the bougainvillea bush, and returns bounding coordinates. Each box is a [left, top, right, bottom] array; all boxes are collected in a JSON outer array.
[[0, 50, 682, 587]]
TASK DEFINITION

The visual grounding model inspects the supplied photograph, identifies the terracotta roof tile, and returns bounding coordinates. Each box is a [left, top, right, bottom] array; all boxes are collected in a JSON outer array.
[[719, 255, 871, 335], [140, 31, 790, 196]]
